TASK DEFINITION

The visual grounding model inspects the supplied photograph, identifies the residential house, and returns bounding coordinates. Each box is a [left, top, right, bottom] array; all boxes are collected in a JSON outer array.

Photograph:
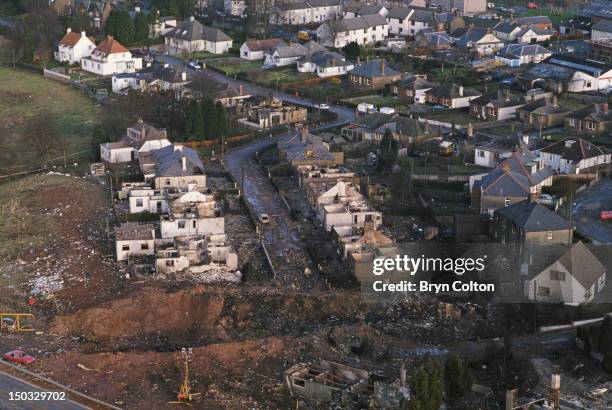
[[81, 36, 142, 76], [472, 151, 553, 216], [224, 0, 246, 17], [263, 41, 325, 68], [297, 51, 355, 77], [515, 26, 554, 44], [517, 96, 571, 129], [509, 16, 553, 30], [278, 128, 343, 166], [160, 191, 224, 239], [74, 0, 112, 29], [492, 21, 522, 42], [521, 54, 612, 93], [237, 97, 308, 129], [138, 144, 206, 189], [347, 59, 401, 90], [54, 28, 96, 65], [115, 222, 156, 262], [469, 91, 525, 121], [111, 63, 189, 94], [272, 0, 343, 25], [473, 134, 528, 168], [341, 112, 440, 145], [390, 75, 434, 100], [424, 83, 482, 108], [317, 14, 389, 48], [540, 137, 611, 174], [525, 242, 606, 304], [456, 27, 504, 56], [494, 200, 574, 245], [436, 0, 487, 14], [565, 103, 612, 135], [559, 15, 592, 36], [165, 17, 233, 54], [315, 181, 382, 232], [432, 11, 465, 34], [128, 188, 170, 214], [343, 2, 388, 18], [386, 7, 433, 37], [590, 39, 612, 64], [180, 77, 249, 107], [240, 38, 287, 60], [415, 30, 453, 49], [592, 20, 612, 41], [50, 0, 72, 15], [100, 120, 171, 164], [150, 16, 177, 38], [495, 44, 552, 67]]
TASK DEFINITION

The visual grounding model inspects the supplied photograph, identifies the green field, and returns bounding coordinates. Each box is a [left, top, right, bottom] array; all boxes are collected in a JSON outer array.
[[0, 67, 104, 172], [342, 94, 408, 108]]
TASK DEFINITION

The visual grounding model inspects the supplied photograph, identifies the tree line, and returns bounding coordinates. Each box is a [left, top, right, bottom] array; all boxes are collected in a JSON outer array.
[[105, 9, 153, 46], [184, 98, 228, 141]]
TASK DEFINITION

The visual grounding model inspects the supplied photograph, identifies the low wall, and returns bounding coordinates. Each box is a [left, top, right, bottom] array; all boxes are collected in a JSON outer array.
[[43, 68, 71, 83]]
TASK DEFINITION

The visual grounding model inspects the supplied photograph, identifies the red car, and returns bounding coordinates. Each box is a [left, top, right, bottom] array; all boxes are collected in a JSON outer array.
[[601, 211, 612, 221], [527, 2, 538, 8], [3, 350, 35, 364]]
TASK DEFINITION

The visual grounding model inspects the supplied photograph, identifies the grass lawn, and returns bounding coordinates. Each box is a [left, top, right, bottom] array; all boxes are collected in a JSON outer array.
[[0, 67, 104, 171], [254, 69, 316, 89], [342, 94, 408, 108], [521, 8, 572, 24], [419, 108, 486, 125], [208, 59, 262, 75]]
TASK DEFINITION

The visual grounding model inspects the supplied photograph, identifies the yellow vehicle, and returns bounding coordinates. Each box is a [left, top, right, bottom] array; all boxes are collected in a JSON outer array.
[[298, 31, 310, 42]]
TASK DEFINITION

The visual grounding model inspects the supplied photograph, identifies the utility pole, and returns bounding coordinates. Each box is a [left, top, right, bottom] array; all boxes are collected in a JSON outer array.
[[221, 133, 224, 164]]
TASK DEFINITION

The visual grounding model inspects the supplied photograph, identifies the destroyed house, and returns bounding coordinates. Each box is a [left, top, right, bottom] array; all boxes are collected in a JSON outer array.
[[284, 361, 409, 408], [139, 144, 206, 190], [341, 112, 440, 145], [160, 191, 224, 239], [155, 234, 238, 274], [296, 165, 360, 191], [115, 222, 156, 262], [278, 128, 343, 166]]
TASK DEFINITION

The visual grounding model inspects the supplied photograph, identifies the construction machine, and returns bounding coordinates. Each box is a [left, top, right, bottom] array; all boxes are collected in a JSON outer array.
[[169, 348, 201, 406]]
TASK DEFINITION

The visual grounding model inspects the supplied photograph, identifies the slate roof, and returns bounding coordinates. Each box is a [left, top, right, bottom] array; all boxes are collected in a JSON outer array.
[[425, 83, 481, 99], [408, 8, 434, 23], [541, 137, 608, 162], [273, 43, 308, 58], [166, 18, 232, 42], [456, 27, 501, 47], [331, 13, 387, 31], [516, 26, 554, 37], [481, 151, 553, 196], [152, 145, 205, 177], [593, 20, 612, 33], [391, 75, 434, 90], [498, 44, 551, 58], [386, 7, 412, 19], [299, 51, 352, 68], [115, 222, 155, 240], [493, 21, 520, 34], [242, 38, 287, 52], [495, 200, 573, 232], [553, 241, 606, 290], [358, 4, 386, 15], [349, 59, 400, 78], [276, 0, 341, 10], [184, 77, 242, 99], [566, 103, 612, 123], [279, 130, 335, 162], [545, 54, 612, 77], [471, 91, 524, 108], [423, 31, 453, 47]]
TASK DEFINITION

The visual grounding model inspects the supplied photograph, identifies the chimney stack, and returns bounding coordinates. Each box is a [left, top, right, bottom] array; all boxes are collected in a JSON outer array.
[[357, 56, 361, 65], [459, 85, 464, 96], [182, 155, 187, 171], [400, 366, 406, 387], [381, 60, 385, 76], [467, 122, 473, 139], [300, 126, 308, 143], [181, 71, 187, 81], [239, 84, 244, 95], [552, 94, 558, 106], [189, 16, 195, 21], [81, 30, 86, 37], [67, 27, 71, 33], [601, 102, 609, 113]]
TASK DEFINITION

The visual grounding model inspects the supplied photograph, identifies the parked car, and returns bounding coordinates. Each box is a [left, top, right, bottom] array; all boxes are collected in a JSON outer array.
[[3, 350, 35, 364], [317, 103, 330, 110], [259, 213, 270, 224], [601, 211, 612, 221], [527, 2, 538, 9], [189, 60, 202, 70]]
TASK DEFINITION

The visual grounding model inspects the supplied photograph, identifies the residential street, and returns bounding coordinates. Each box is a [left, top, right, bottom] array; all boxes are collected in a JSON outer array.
[[0, 372, 87, 410], [572, 178, 612, 244]]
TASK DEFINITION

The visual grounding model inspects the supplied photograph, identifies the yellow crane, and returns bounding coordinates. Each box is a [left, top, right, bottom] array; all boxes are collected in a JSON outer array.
[[0, 313, 34, 333], [169, 348, 201, 406]]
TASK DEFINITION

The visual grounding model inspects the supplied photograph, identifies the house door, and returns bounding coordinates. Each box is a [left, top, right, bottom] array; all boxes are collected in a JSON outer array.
[[131, 150, 137, 161], [157, 201, 162, 213]]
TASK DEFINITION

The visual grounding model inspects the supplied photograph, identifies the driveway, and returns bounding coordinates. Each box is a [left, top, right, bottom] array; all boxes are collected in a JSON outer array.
[[572, 178, 612, 244]]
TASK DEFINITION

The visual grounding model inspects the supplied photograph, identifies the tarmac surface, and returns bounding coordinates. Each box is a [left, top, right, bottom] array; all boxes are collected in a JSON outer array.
[[572, 178, 612, 244], [0, 371, 88, 410]]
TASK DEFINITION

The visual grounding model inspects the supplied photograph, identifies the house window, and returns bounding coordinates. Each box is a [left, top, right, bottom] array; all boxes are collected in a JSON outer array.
[[122, 244, 130, 251], [569, 118, 575, 126], [192, 220, 196, 228], [166, 260, 174, 267], [136, 198, 143, 207], [537, 286, 550, 296], [586, 121, 596, 130], [504, 197, 510, 206], [141, 243, 149, 250], [166, 179, 171, 185], [178, 221, 186, 229], [478, 150, 485, 158], [547, 231, 553, 240], [550, 270, 566, 281]]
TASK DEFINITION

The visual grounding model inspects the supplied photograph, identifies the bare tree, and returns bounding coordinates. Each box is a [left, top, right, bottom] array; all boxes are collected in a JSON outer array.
[[23, 111, 61, 159]]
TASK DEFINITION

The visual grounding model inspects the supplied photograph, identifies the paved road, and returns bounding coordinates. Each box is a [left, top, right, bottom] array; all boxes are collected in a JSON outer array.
[[572, 178, 612, 244], [0, 372, 88, 410], [151, 53, 356, 286]]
